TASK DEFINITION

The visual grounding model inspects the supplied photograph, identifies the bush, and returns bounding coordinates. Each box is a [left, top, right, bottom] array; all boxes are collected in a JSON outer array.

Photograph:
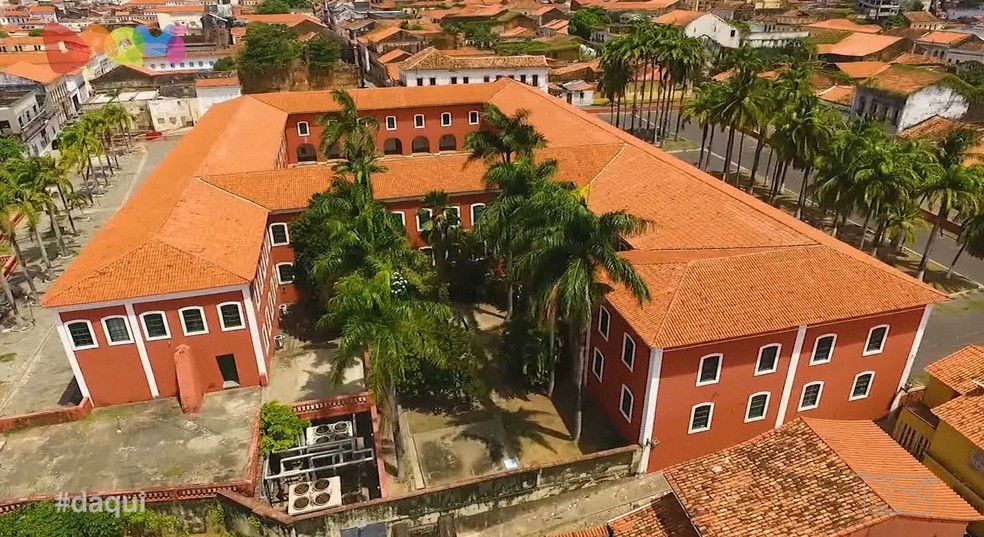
[[259, 401, 310, 455], [398, 322, 484, 404], [501, 314, 558, 389], [212, 56, 236, 71], [0, 502, 187, 537]]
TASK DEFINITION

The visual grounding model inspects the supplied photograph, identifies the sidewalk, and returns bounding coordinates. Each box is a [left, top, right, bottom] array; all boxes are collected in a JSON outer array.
[[0, 139, 177, 417]]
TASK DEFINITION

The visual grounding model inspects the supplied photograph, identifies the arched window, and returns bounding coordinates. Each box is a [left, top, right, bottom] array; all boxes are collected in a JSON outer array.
[[383, 138, 403, 155], [326, 142, 342, 159], [411, 136, 430, 153], [296, 143, 316, 162], [438, 134, 456, 151]]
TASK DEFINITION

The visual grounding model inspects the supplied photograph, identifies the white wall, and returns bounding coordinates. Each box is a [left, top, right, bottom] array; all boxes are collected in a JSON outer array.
[[148, 98, 197, 131], [196, 85, 242, 117], [144, 54, 225, 71], [899, 85, 969, 132], [401, 67, 549, 92], [685, 14, 741, 49], [559, 88, 594, 107]]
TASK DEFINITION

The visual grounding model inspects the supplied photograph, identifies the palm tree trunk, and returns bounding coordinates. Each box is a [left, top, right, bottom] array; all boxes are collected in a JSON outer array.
[[870, 221, 886, 256], [735, 130, 747, 188], [0, 267, 17, 317], [697, 123, 709, 169], [34, 228, 52, 279], [646, 58, 657, 132], [703, 127, 716, 172], [572, 326, 588, 443], [387, 383, 405, 480], [947, 243, 966, 279], [795, 167, 811, 220], [675, 84, 686, 139], [722, 126, 736, 182], [546, 322, 556, 397], [858, 209, 872, 250], [47, 204, 66, 257], [56, 185, 77, 234], [764, 145, 774, 180], [9, 236, 37, 300], [747, 136, 766, 194], [831, 209, 841, 237], [660, 81, 675, 144], [917, 206, 946, 281]]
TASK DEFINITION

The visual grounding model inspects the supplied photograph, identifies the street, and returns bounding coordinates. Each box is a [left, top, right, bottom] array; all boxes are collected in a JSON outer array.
[[598, 110, 984, 374]]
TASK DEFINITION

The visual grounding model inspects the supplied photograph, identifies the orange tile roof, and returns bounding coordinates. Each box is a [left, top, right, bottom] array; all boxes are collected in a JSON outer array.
[[925, 345, 984, 395], [918, 30, 970, 45], [818, 84, 854, 106], [653, 9, 707, 26], [607, 494, 698, 537], [898, 116, 984, 165], [889, 51, 944, 65], [195, 74, 241, 88], [363, 26, 403, 43], [665, 419, 982, 537], [239, 13, 324, 27], [551, 527, 608, 537], [864, 64, 947, 95], [575, 0, 678, 11], [0, 61, 61, 84], [543, 19, 569, 32], [834, 60, 889, 79], [822, 33, 902, 58], [806, 18, 881, 33], [376, 48, 411, 63], [401, 46, 548, 70], [934, 391, 984, 450], [250, 82, 502, 114]]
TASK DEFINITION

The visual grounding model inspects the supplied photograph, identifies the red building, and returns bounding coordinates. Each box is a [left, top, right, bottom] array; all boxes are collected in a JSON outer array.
[[42, 79, 944, 471]]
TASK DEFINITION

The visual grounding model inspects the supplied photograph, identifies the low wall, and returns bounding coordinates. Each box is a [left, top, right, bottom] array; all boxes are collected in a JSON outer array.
[[0, 397, 93, 433], [920, 208, 962, 235], [219, 445, 641, 537]]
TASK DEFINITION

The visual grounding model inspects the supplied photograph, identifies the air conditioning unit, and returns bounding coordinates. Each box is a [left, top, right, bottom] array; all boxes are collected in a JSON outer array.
[[305, 421, 354, 445], [287, 478, 342, 515]]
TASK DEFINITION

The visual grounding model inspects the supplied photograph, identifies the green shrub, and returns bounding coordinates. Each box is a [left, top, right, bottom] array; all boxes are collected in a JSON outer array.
[[398, 322, 485, 404], [501, 314, 558, 389], [259, 400, 310, 455], [0, 502, 186, 537]]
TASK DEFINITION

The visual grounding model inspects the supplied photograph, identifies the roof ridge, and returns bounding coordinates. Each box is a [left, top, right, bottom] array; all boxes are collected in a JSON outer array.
[[194, 176, 276, 212], [585, 143, 627, 188]]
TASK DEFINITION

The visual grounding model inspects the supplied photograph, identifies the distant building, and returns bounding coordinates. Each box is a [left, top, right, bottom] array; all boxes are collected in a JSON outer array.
[[398, 47, 549, 92], [857, 0, 901, 20], [851, 65, 969, 133], [195, 73, 242, 116], [0, 62, 75, 151], [818, 32, 907, 62], [894, 345, 984, 537], [903, 10, 946, 30], [0, 90, 53, 155], [549, 79, 594, 107]]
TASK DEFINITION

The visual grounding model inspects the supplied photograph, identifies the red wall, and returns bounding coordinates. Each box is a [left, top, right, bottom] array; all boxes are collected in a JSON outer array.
[[387, 192, 494, 247], [283, 104, 483, 164], [579, 302, 927, 472]]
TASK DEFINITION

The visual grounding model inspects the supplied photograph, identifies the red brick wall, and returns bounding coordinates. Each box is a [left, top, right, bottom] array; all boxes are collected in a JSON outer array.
[[283, 104, 483, 163]]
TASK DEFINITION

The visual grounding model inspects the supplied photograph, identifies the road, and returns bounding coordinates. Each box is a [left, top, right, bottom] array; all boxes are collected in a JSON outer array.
[[599, 110, 984, 284]]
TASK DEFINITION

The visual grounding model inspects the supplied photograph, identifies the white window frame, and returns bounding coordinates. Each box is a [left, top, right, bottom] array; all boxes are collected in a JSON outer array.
[[66, 319, 98, 350], [850, 371, 875, 401], [441, 112, 451, 127], [468, 110, 479, 125], [385, 115, 397, 130], [592, 348, 604, 382], [688, 402, 714, 434], [139, 311, 171, 341], [268, 223, 289, 246], [275, 262, 295, 285], [754, 344, 781, 376], [597, 305, 610, 341], [809, 334, 836, 365], [744, 391, 771, 423], [296, 121, 309, 137], [101, 315, 133, 346], [217, 302, 245, 332], [621, 333, 635, 371], [416, 208, 432, 231], [696, 353, 722, 386], [414, 114, 425, 128], [178, 306, 209, 336], [619, 384, 633, 422], [392, 210, 406, 227], [470, 203, 485, 224], [862, 325, 889, 356], [798, 381, 824, 411]]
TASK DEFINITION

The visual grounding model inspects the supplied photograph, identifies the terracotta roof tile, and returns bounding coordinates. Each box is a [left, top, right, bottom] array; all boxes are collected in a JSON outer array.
[[834, 60, 889, 79], [818, 84, 855, 105], [653, 9, 706, 26], [239, 13, 325, 27], [376, 48, 411, 63], [903, 10, 941, 23], [889, 51, 944, 65], [401, 46, 548, 71], [925, 345, 984, 395], [898, 116, 984, 164], [195, 74, 241, 88], [665, 419, 981, 537], [821, 33, 903, 58], [0, 61, 61, 84], [608, 494, 698, 537], [251, 79, 503, 114], [363, 26, 403, 43], [550, 527, 609, 537], [934, 391, 984, 450], [806, 18, 881, 33], [918, 30, 970, 44], [864, 64, 947, 95]]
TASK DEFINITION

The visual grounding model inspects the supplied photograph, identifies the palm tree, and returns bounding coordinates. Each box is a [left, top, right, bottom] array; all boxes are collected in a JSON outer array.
[[598, 52, 631, 130], [80, 111, 116, 173], [519, 187, 650, 441], [948, 209, 984, 278], [5, 155, 69, 257], [58, 123, 103, 196], [917, 160, 983, 281], [417, 190, 463, 281], [0, 179, 40, 299], [102, 103, 135, 149], [317, 89, 380, 159], [464, 104, 546, 166], [331, 141, 386, 194], [682, 83, 722, 171]]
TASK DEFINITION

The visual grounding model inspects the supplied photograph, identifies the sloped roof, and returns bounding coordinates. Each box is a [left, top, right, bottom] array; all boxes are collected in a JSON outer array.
[[376, 48, 412, 64], [903, 10, 941, 23], [239, 13, 325, 27], [806, 18, 881, 33], [821, 33, 902, 58], [934, 391, 984, 450], [195, 74, 241, 88], [400, 46, 548, 71], [918, 30, 970, 45], [653, 9, 707, 26], [898, 115, 984, 165], [551, 493, 697, 537], [925, 345, 984, 395], [0, 61, 61, 84], [889, 51, 944, 65], [864, 64, 948, 95], [818, 84, 854, 106], [665, 419, 982, 537], [833, 60, 889, 79]]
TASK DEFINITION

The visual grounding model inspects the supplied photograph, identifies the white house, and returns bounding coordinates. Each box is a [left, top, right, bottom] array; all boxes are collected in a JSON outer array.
[[654, 10, 808, 49], [143, 49, 233, 72], [155, 4, 205, 33], [399, 47, 549, 92], [0, 91, 52, 155], [195, 75, 242, 117], [549, 79, 595, 107], [851, 65, 969, 133]]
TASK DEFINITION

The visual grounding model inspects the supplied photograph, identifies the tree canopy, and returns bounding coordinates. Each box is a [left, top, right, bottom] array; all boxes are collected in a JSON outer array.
[[305, 36, 341, 69], [212, 56, 236, 71], [236, 22, 302, 71], [569, 6, 609, 39], [256, 0, 290, 13]]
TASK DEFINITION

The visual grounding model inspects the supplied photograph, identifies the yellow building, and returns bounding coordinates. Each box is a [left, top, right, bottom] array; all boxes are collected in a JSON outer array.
[[894, 345, 984, 537]]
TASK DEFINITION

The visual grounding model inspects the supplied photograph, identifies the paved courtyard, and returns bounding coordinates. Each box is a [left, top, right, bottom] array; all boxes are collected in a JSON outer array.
[[264, 336, 366, 405], [0, 139, 178, 417], [0, 387, 259, 500]]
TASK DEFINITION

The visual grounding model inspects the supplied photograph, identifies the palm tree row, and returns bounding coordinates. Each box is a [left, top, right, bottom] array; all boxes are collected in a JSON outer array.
[[59, 104, 135, 202], [598, 22, 703, 144]]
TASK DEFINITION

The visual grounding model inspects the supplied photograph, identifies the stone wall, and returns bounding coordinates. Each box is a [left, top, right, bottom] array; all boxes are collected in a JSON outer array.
[[218, 445, 640, 537]]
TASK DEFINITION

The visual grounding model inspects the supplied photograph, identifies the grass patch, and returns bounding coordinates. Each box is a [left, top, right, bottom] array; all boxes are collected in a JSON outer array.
[[660, 138, 699, 152], [164, 463, 184, 477], [0, 352, 15, 363]]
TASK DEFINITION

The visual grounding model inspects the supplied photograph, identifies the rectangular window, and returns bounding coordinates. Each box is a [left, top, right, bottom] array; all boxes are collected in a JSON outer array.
[[619, 385, 633, 421], [385, 116, 397, 130], [67, 320, 97, 350], [414, 114, 425, 128], [463, 76, 469, 83], [851, 372, 875, 400], [799, 382, 823, 410], [470, 203, 485, 224], [520, 74, 527, 83], [392, 211, 406, 228], [140, 312, 170, 340], [429, 77, 436, 86], [416, 208, 432, 231], [276, 263, 295, 284], [697, 354, 721, 386], [810, 334, 835, 364], [441, 112, 451, 127], [745, 392, 770, 422], [483, 75, 490, 82], [755, 344, 780, 375], [532, 74, 539, 86], [450, 76, 457, 84], [179, 307, 208, 335], [269, 223, 289, 246], [863, 325, 888, 356], [416, 77, 423, 86], [597, 306, 610, 340], [218, 303, 245, 331], [102, 316, 133, 345], [621, 334, 635, 370], [469, 110, 479, 125], [689, 403, 713, 433], [592, 348, 604, 381]]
